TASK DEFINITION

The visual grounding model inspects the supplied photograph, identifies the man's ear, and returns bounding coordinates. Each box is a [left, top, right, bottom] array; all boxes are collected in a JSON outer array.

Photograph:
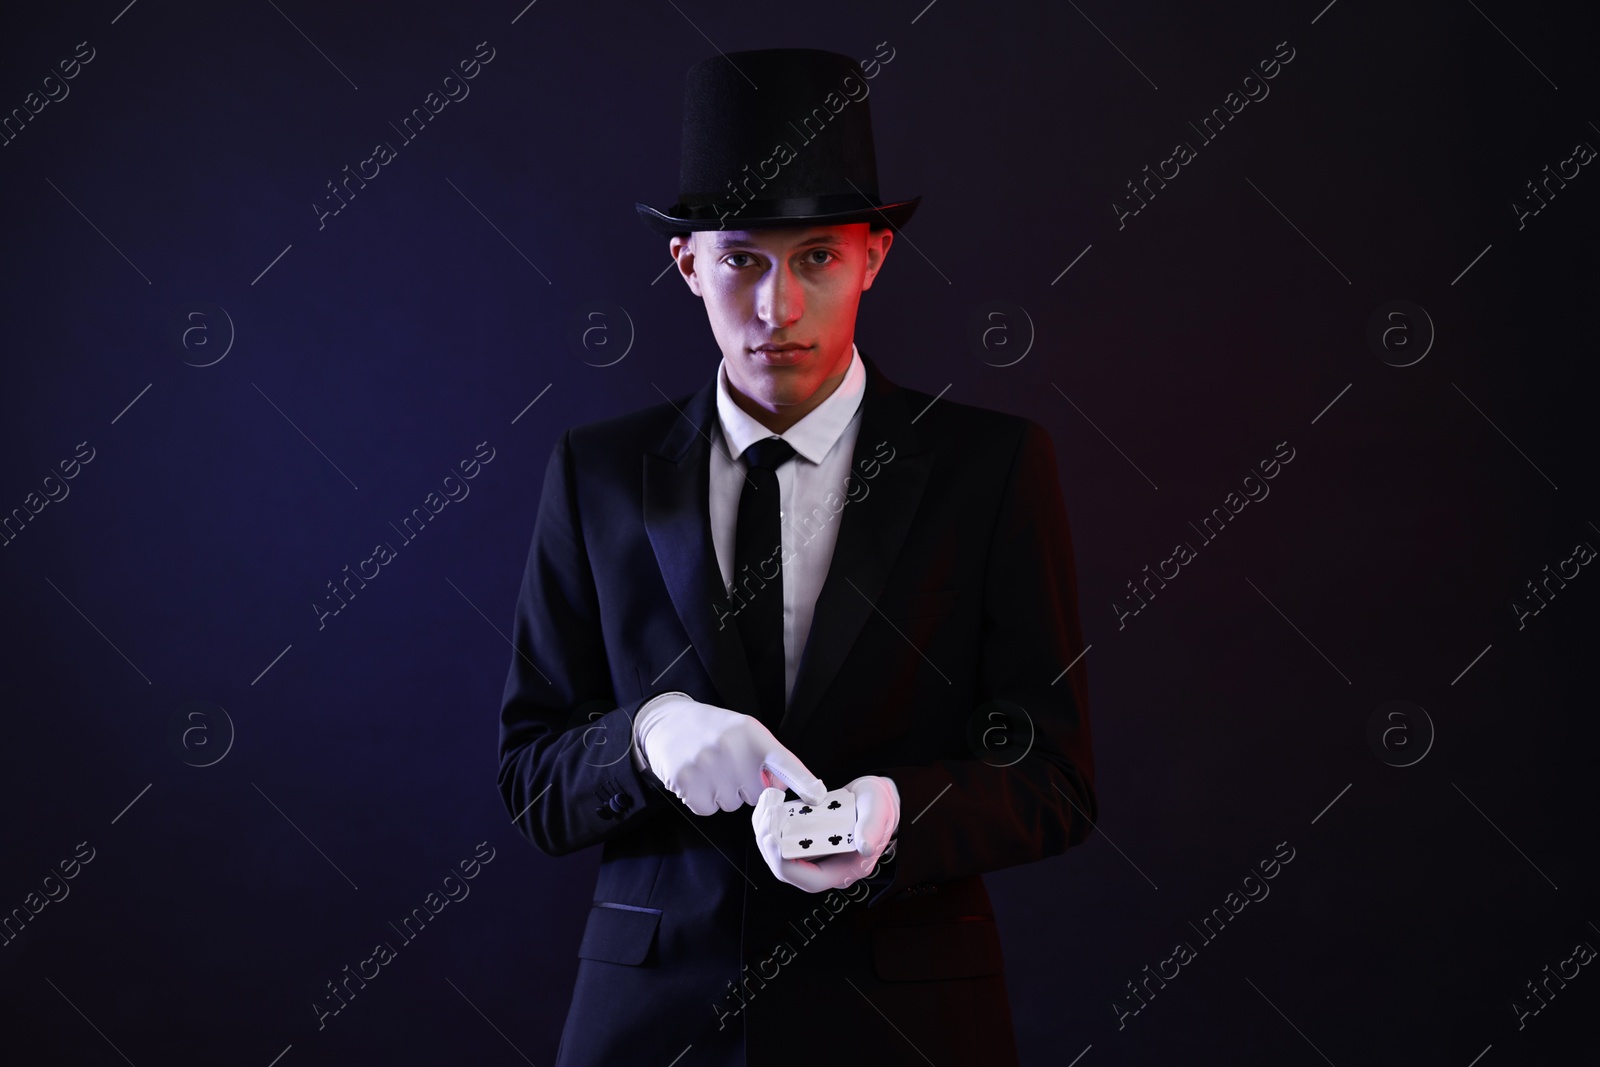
[[860, 226, 893, 291], [669, 234, 702, 297]]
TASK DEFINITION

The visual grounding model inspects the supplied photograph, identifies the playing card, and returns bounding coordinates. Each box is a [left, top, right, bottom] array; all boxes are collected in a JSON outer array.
[[779, 787, 859, 860]]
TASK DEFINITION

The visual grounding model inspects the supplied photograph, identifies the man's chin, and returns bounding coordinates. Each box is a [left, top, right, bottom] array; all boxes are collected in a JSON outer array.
[[739, 363, 805, 391], [745, 381, 812, 411]]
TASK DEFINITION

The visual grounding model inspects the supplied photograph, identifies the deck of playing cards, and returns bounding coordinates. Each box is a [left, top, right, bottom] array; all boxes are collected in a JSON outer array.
[[778, 786, 860, 861]]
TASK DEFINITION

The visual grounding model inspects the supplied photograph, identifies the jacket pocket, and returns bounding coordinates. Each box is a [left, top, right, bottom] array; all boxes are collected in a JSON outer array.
[[576, 901, 662, 965], [871, 916, 1004, 981]]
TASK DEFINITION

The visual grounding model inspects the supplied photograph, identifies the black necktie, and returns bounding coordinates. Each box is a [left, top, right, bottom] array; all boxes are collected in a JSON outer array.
[[733, 436, 797, 729]]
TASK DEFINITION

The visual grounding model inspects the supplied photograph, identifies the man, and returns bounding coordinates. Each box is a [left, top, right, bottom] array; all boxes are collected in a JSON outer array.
[[498, 48, 1096, 1065]]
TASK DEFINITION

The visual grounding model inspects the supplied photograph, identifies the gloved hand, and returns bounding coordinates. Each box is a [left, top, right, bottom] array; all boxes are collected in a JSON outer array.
[[636, 695, 826, 816], [752, 774, 900, 892]]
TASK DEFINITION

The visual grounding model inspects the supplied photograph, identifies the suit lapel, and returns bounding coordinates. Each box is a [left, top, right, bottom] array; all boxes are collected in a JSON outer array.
[[643, 373, 761, 716], [641, 351, 930, 741]]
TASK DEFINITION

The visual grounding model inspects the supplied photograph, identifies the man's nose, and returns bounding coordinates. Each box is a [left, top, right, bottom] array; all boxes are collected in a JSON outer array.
[[758, 263, 803, 328]]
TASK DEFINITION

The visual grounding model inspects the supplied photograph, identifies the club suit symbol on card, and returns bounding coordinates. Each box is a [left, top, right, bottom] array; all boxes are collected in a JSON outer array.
[[780, 787, 858, 860]]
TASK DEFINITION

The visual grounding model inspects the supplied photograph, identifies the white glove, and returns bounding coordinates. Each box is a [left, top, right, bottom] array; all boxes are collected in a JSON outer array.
[[752, 775, 900, 892], [634, 693, 826, 815]]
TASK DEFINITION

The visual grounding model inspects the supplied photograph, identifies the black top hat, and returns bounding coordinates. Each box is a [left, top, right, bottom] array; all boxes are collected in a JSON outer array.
[[635, 48, 920, 236]]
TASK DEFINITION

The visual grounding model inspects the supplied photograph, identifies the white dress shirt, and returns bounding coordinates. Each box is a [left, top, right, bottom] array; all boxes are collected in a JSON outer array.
[[632, 343, 866, 770]]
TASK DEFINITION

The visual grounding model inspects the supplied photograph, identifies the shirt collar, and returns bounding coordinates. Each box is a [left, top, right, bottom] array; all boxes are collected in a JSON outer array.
[[715, 342, 865, 465]]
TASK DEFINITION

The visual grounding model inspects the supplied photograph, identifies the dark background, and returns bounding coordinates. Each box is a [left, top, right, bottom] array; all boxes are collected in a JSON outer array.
[[2, 1, 1595, 1063]]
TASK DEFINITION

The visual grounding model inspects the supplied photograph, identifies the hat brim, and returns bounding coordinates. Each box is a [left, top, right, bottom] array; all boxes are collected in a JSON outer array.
[[634, 196, 920, 238]]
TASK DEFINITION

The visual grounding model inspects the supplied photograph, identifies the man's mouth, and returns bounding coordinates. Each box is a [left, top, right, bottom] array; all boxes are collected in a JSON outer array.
[[752, 344, 811, 365]]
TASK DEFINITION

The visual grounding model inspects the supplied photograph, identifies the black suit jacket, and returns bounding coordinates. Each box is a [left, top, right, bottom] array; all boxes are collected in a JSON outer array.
[[498, 351, 1096, 1066]]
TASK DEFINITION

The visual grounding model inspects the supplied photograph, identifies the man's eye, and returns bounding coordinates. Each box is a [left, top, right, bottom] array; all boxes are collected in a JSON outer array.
[[807, 250, 836, 265], [725, 254, 754, 268]]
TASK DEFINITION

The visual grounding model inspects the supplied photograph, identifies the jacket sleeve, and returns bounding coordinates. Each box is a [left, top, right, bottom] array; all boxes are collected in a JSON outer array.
[[496, 428, 679, 856], [860, 419, 1097, 907]]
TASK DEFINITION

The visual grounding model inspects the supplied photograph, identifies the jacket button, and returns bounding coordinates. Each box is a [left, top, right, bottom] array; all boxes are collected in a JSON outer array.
[[595, 804, 616, 820], [607, 792, 633, 814]]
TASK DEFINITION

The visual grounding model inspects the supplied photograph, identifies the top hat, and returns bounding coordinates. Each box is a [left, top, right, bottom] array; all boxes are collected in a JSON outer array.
[[635, 47, 920, 236]]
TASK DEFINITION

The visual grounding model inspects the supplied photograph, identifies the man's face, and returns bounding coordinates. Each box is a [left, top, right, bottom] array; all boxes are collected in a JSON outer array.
[[670, 223, 892, 423]]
